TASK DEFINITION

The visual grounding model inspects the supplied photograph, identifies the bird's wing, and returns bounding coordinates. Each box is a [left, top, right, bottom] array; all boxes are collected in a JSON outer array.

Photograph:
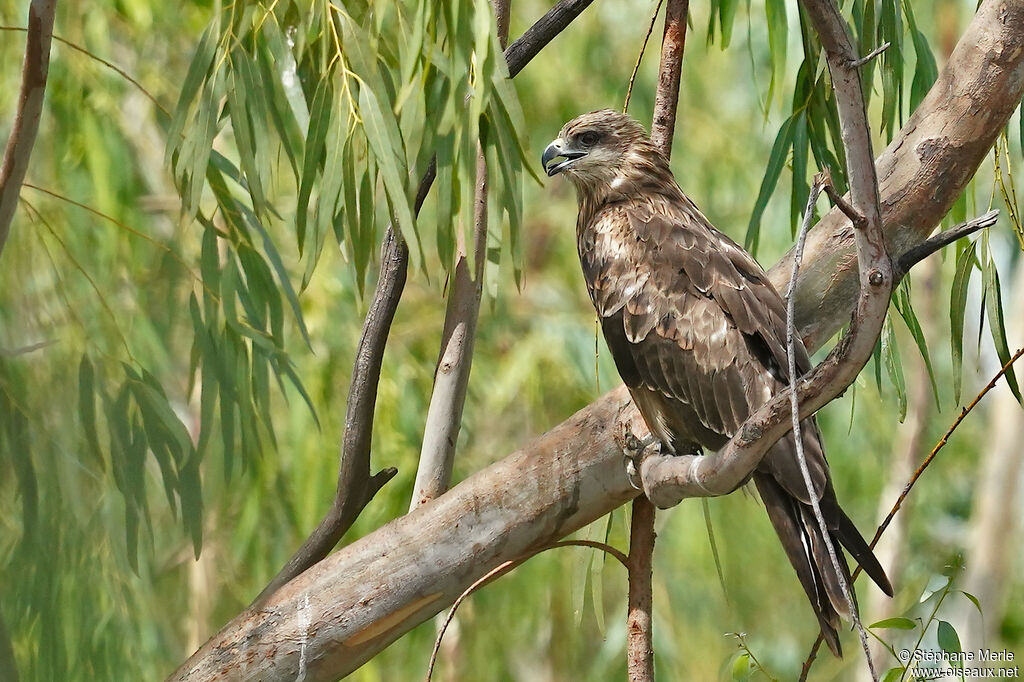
[[580, 198, 826, 495]]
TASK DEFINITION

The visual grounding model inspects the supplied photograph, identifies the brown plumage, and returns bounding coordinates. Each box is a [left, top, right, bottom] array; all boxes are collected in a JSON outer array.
[[542, 109, 892, 656]]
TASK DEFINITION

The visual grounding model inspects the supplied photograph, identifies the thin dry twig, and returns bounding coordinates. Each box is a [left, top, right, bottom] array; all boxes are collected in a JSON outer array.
[[852, 41, 891, 68], [866, 346, 1024, 560], [822, 180, 867, 230], [787, 175, 876, 677], [0, 26, 165, 114], [426, 538, 628, 681], [0, 0, 58, 261], [622, 0, 665, 114], [799, 346, 1024, 680]]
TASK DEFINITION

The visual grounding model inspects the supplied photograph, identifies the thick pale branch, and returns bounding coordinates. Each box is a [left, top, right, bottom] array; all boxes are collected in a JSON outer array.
[[169, 388, 640, 682], [0, 0, 57, 261], [172, 1, 1024, 678]]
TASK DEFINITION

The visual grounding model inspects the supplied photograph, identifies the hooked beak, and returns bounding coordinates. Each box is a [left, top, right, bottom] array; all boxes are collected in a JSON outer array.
[[542, 138, 587, 177]]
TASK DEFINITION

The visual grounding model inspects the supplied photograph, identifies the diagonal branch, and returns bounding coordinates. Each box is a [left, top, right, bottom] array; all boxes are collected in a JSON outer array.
[[252, 0, 601, 607], [0, 0, 57, 261], [799, 345, 1024, 679]]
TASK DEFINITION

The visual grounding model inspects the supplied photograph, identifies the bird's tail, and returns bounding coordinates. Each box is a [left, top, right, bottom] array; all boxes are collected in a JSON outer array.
[[753, 473, 893, 657]]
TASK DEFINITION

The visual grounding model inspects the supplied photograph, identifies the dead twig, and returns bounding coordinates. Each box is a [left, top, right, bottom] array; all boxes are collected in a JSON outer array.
[[622, 0, 665, 114], [787, 175, 876, 676], [799, 345, 1024, 680], [426, 538, 628, 681], [894, 210, 999, 281]]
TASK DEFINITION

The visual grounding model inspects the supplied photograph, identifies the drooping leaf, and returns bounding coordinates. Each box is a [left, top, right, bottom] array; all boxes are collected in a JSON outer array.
[[746, 115, 796, 254], [950, 240, 977, 403]]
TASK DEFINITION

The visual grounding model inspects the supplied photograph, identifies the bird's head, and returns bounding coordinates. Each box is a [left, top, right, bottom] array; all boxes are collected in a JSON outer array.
[[541, 109, 655, 190]]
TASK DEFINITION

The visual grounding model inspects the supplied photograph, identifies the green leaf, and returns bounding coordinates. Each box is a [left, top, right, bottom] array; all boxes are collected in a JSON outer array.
[[982, 245, 1022, 403], [881, 667, 906, 682], [960, 590, 983, 616], [765, 0, 788, 110], [882, 315, 907, 421], [937, 620, 963, 664], [869, 617, 917, 630], [746, 115, 795, 254], [78, 356, 105, 470], [227, 52, 268, 219], [239, 205, 312, 350], [297, 76, 334, 256], [950, 241, 977, 404], [790, 111, 809, 238], [902, 1, 938, 112], [894, 283, 941, 408], [731, 653, 751, 681], [167, 24, 218, 160]]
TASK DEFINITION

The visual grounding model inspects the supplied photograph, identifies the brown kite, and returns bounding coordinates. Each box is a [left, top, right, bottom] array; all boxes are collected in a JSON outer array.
[[542, 109, 892, 656]]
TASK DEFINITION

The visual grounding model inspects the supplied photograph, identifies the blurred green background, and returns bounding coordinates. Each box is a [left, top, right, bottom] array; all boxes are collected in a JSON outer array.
[[0, 0, 1021, 680]]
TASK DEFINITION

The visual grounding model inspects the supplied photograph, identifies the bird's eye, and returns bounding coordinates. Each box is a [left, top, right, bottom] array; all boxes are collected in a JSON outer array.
[[579, 131, 601, 146]]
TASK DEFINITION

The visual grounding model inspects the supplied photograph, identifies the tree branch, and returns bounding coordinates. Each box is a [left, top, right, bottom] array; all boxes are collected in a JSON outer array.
[[503, 0, 596, 79], [626, 496, 656, 681], [893, 210, 998, 281], [252, 0, 601, 607], [0, 0, 57, 261], [648, 0, 688, 154], [411, 0, 510, 509], [170, 1, 1024, 678]]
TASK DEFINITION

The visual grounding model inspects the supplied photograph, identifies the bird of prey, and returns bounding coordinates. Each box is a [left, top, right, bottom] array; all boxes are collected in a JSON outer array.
[[542, 109, 892, 656]]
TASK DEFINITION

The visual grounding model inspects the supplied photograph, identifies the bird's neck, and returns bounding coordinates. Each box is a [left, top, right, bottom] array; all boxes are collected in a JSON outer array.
[[574, 154, 685, 226]]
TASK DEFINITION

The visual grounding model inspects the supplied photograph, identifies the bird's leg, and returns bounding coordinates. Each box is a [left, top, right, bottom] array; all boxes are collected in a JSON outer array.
[[616, 418, 662, 491]]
